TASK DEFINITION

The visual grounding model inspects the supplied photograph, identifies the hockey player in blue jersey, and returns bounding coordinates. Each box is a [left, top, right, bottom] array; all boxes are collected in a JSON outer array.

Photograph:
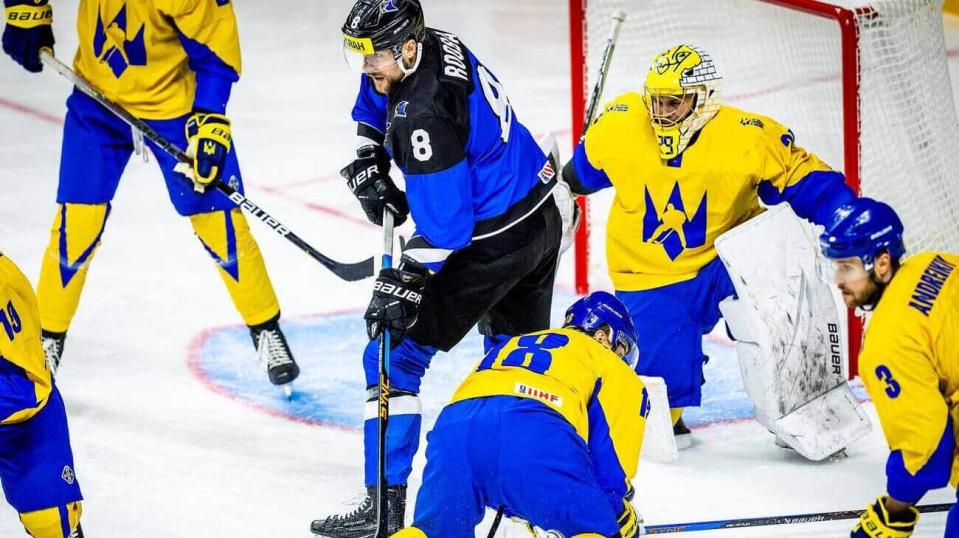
[[311, 0, 563, 535]]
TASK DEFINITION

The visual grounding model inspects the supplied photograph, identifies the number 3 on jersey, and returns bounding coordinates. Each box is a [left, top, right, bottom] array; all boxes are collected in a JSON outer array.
[[477, 64, 513, 143]]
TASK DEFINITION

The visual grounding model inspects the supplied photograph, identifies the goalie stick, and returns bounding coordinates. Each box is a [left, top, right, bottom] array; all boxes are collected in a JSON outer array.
[[572, 9, 626, 283], [644, 502, 954, 534], [39, 50, 375, 282], [583, 9, 626, 131]]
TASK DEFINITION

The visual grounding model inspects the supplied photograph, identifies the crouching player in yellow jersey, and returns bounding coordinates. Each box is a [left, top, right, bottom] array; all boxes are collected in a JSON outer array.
[[818, 199, 959, 537], [561, 44, 857, 444], [1, 0, 299, 388], [393, 292, 647, 538], [0, 254, 83, 538]]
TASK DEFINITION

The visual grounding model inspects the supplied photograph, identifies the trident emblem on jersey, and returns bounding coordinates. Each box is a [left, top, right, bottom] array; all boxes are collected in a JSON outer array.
[[643, 183, 707, 260], [93, 3, 147, 78]]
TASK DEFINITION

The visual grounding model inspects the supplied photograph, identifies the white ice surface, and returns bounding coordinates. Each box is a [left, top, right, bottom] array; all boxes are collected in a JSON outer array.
[[1, 1, 958, 537]]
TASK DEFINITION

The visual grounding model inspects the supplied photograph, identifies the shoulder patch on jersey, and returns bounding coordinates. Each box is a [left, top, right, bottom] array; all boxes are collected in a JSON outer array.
[[740, 117, 765, 129], [780, 129, 795, 147], [433, 30, 471, 83], [395, 101, 409, 118], [604, 103, 630, 114]]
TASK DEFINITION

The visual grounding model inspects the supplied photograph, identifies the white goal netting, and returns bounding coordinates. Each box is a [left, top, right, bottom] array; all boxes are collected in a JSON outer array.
[[575, 0, 959, 291]]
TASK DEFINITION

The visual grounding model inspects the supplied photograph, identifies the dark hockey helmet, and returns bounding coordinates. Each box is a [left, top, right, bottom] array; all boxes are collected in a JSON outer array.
[[564, 291, 639, 369], [820, 197, 906, 269], [342, 0, 425, 72]]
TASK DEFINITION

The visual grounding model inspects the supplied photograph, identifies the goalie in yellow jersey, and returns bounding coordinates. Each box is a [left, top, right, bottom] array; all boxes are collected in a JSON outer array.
[[0, 253, 83, 538], [562, 44, 857, 446], [1, 0, 298, 389], [818, 199, 958, 538], [392, 291, 646, 537]]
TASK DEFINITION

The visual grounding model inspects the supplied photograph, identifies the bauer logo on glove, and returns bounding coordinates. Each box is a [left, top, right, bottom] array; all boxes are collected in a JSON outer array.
[[181, 111, 232, 191], [2, 0, 54, 73]]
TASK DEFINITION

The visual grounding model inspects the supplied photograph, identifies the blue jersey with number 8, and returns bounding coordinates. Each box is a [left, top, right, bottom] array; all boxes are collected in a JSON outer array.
[[351, 28, 553, 267]]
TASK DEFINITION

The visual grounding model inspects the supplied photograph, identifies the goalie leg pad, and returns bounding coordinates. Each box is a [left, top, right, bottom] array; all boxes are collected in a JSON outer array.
[[716, 204, 871, 460], [638, 376, 679, 463], [37, 203, 110, 333], [190, 209, 280, 326]]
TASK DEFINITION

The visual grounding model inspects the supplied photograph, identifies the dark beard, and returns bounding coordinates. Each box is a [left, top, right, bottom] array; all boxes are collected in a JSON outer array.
[[858, 271, 887, 311]]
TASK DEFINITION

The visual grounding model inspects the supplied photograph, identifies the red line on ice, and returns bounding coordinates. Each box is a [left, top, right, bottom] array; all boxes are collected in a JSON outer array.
[[0, 96, 63, 125]]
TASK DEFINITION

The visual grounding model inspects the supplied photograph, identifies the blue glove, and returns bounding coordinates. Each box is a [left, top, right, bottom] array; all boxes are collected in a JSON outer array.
[[2, 0, 54, 73], [852, 496, 919, 537], [184, 110, 232, 189]]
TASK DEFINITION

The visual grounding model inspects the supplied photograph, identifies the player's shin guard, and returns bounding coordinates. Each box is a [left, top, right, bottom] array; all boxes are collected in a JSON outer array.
[[37, 204, 110, 334], [190, 209, 280, 326], [363, 387, 422, 487], [19, 501, 82, 538]]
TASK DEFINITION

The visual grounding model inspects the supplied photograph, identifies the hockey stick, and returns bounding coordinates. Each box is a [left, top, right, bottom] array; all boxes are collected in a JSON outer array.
[[570, 10, 626, 273], [644, 502, 954, 534], [486, 506, 505, 538], [582, 9, 626, 132], [38, 50, 375, 282], [374, 209, 395, 538]]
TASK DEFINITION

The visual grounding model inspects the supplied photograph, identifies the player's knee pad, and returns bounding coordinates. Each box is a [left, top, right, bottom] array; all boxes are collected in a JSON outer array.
[[19, 501, 82, 538], [189, 209, 279, 325], [390, 526, 428, 538], [37, 203, 111, 333]]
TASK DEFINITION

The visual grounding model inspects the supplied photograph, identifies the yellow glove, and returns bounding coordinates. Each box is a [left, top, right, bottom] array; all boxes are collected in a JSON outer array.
[[852, 496, 919, 538], [183, 111, 232, 190], [617, 499, 642, 538]]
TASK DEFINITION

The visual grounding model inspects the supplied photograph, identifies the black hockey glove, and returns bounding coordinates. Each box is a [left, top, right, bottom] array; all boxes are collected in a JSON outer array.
[[2, 0, 54, 73], [341, 145, 409, 227], [365, 267, 427, 344]]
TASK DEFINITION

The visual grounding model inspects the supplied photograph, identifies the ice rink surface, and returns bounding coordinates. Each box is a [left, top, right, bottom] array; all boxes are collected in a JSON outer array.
[[1, 1, 958, 536]]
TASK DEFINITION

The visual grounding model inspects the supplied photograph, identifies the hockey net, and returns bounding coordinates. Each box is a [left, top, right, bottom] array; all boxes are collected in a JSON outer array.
[[569, 0, 959, 375]]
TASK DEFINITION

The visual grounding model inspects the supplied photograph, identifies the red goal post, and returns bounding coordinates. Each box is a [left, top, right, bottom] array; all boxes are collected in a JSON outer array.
[[568, 0, 959, 378]]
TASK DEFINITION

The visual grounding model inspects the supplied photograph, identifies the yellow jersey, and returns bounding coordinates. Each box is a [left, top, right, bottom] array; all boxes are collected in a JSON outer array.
[[579, 93, 837, 291], [451, 328, 648, 497], [859, 252, 959, 498], [73, 0, 241, 119], [0, 254, 52, 425]]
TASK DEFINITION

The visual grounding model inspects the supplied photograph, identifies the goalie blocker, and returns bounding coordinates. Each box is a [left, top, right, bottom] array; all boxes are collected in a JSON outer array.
[[716, 204, 871, 461]]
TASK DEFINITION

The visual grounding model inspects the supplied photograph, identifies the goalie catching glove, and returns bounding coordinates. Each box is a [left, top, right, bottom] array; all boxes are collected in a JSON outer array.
[[852, 496, 919, 538], [341, 144, 409, 227], [176, 111, 232, 191], [2, 0, 53, 73], [365, 263, 427, 343]]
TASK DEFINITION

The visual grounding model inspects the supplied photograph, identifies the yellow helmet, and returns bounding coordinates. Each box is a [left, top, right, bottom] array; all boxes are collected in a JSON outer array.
[[643, 44, 722, 160]]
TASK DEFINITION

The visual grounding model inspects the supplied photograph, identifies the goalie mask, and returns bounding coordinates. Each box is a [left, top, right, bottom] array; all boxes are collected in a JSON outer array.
[[342, 0, 425, 77], [564, 291, 639, 369], [643, 44, 722, 160]]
